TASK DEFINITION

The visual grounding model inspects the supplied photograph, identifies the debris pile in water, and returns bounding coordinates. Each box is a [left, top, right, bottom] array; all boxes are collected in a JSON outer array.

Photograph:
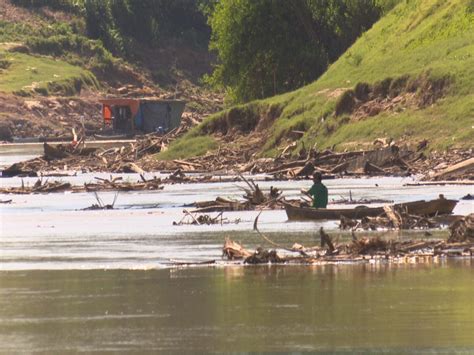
[[188, 175, 285, 212], [448, 214, 474, 243], [173, 211, 241, 226], [0, 175, 164, 194], [3, 134, 473, 183], [221, 224, 474, 265]]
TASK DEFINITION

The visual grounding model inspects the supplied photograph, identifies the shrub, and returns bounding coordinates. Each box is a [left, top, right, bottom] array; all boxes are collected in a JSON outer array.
[[373, 77, 393, 98], [388, 75, 410, 97], [354, 82, 371, 101], [26, 34, 116, 71], [0, 54, 11, 70], [11, 0, 79, 13], [335, 90, 355, 116]]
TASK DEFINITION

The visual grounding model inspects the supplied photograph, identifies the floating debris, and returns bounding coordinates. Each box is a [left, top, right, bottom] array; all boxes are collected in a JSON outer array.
[[173, 211, 241, 226], [82, 192, 119, 210], [448, 214, 474, 243], [220, 215, 474, 265]]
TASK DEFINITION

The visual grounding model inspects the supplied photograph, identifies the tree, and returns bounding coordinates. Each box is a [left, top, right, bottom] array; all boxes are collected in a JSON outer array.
[[206, 0, 383, 103]]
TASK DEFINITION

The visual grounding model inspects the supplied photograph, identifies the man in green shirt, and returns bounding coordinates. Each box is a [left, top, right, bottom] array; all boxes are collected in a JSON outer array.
[[306, 172, 328, 208]]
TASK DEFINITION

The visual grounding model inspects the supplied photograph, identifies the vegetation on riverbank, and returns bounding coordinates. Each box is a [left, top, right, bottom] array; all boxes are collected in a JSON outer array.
[[162, 0, 474, 159], [0, 49, 98, 96], [1, 0, 213, 90]]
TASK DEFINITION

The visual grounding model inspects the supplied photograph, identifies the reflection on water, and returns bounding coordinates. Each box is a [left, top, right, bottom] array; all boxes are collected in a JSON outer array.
[[0, 262, 473, 352]]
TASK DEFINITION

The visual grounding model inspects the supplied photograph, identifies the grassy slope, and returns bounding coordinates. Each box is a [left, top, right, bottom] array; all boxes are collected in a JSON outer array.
[[274, 0, 474, 152], [163, 0, 474, 159], [0, 49, 96, 95]]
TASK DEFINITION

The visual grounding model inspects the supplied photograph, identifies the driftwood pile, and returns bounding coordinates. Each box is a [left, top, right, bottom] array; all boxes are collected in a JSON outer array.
[[84, 175, 163, 192], [144, 145, 247, 173], [3, 132, 473, 182], [82, 192, 118, 210], [222, 225, 474, 265], [330, 191, 393, 205], [420, 149, 474, 181], [0, 175, 163, 194], [173, 211, 241, 226], [2, 125, 190, 176], [338, 204, 453, 231], [340, 214, 443, 231], [448, 214, 474, 243], [189, 175, 284, 213], [148, 143, 473, 180], [260, 145, 414, 178], [0, 178, 72, 194], [113, 143, 474, 181]]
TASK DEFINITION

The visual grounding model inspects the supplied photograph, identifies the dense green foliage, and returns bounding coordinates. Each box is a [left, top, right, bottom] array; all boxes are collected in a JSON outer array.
[[206, 0, 385, 103], [7, 0, 397, 103], [11, 0, 80, 13], [0, 20, 116, 74], [1, 0, 214, 95], [10, 0, 211, 54]]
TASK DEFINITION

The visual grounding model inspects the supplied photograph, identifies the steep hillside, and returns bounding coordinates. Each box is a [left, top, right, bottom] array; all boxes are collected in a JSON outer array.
[[163, 0, 474, 160], [0, 0, 221, 139]]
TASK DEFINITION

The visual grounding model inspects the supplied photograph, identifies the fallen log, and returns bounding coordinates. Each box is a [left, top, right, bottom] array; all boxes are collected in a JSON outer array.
[[430, 157, 474, 181], [383, 205, 402, 229], [222, 238, 252, 260]]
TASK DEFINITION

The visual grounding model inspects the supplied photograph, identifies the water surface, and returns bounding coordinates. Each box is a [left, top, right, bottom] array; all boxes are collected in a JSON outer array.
[[1, 152, 473, 352], [1, 263, 473, 353]]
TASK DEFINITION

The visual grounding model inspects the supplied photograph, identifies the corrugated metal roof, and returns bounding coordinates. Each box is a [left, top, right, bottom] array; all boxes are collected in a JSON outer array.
[[99, 98, 185, 104]]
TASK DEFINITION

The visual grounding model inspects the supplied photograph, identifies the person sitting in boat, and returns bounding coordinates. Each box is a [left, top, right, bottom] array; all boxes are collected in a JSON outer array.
[[304, 172, 328, 208]]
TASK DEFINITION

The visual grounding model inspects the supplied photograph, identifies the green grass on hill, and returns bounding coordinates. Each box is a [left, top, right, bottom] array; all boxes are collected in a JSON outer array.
[[163, 0, 474, 159], [158, 131, 217, 160], [0, 49, 98, 96]]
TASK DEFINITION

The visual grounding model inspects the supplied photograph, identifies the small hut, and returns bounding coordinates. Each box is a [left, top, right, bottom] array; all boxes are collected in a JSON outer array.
[[100, 98, 185, 134]]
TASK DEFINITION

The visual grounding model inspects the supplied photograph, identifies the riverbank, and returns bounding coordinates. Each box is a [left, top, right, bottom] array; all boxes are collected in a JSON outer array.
[[2, 135, 473, 182]]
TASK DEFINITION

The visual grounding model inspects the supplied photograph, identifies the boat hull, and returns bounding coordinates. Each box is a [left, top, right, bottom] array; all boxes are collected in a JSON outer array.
[[285, 198, 458, 221]]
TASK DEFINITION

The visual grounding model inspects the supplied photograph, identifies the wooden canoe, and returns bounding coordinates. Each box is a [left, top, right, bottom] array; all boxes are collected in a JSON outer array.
[[285, 198, 458, 221]]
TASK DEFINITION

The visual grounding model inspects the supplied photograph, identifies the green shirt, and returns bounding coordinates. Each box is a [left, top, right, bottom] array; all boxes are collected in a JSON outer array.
[[308, 182, 328, 208]]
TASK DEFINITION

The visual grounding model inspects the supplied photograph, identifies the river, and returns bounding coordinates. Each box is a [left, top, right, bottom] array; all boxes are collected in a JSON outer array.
[[0, 149, 473, 352]]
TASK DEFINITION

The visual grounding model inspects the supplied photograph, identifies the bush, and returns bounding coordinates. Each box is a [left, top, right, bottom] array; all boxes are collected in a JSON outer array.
[[354, 82, 371, 101], [26, 34, 115, 71], [0, 54, 11, 70], [335, 90, 355, 116], [388, 75, 410, 97], [11, 0, 79, 13], [373, 78, 393, 98]]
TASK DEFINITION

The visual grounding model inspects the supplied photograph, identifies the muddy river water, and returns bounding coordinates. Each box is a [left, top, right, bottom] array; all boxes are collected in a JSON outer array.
[[0, 151, 473, 352]]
